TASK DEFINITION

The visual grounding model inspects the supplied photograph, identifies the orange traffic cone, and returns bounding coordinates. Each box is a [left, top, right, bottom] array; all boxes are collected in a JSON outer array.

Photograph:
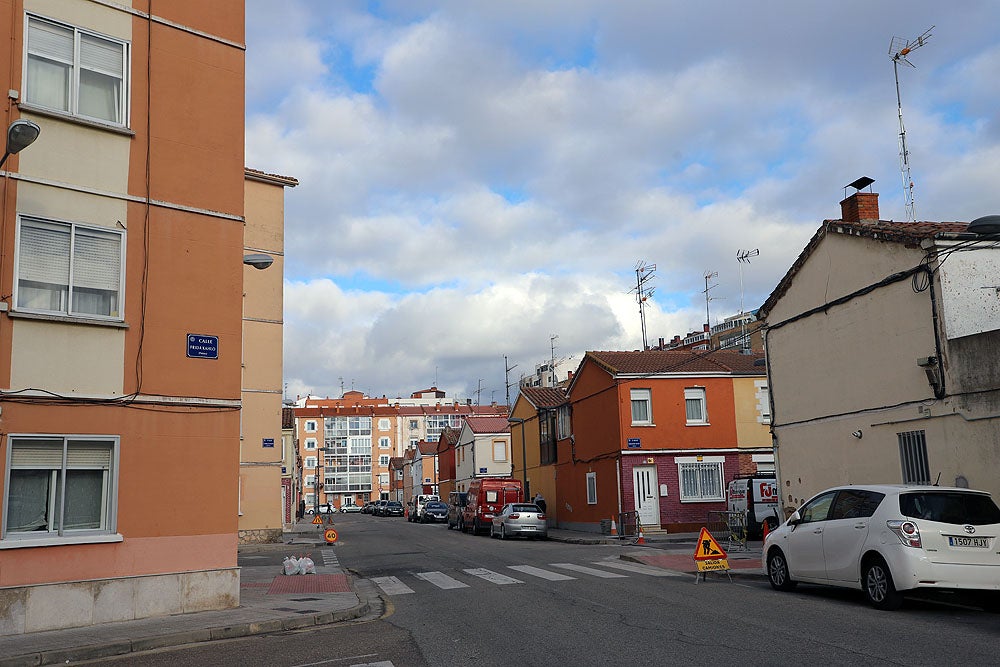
[[610, 518, 618, 536], [762, 520, 770, 542], [636, 525, 646, 545]]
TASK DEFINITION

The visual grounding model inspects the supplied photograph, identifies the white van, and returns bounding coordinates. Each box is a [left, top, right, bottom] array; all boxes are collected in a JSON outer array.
[[407, 494, 440, 522], [728, 475, 780, 539]]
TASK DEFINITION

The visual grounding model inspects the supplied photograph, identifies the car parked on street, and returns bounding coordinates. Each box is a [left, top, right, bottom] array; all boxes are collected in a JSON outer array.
[[383, 501, 405, 517], [490, 503, 548, 540], [421, 501, 449, 524], [361, 502, 375, 514], [373, 500, 389, 516], [446, 491, 468, 530], [462, 477, 523, 535], [340, 503, 362, 513], [407, 494, 440, 522], [764, 484, 1000, 610]]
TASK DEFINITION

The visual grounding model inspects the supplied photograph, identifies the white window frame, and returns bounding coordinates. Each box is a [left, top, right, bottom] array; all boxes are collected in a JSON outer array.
[[3, 434, 120, 544], [684, 387, 708, 425], [379, 437, 391, 449], [14, 216, 126, 321], [492, 439, 508, 462], [304, 421, 317, 433], [676, 456, 724, 502], [378, 455, 390, 467], [305, 475, 315, 487], [630, 388, 652, 426], [378, 418, 390, 431], [304, 456, 317, 468], [586, 472, 597, 504], [754, 380, 771, 424], [304, 438, 317, 450], [24, 14, 130, 127], [557, 405, 571, 439]]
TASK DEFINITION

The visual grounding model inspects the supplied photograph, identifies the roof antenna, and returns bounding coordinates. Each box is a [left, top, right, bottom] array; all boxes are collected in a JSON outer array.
[[889, 26, 933, 223]]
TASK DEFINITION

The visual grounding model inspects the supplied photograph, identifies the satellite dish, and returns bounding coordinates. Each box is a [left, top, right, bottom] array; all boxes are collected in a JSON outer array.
[[968, 215, 1000, 236]]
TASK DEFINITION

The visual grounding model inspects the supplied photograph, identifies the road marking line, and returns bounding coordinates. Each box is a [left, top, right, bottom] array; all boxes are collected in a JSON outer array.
[[593, 561, 681, 577], [463, 568, 523, 585], [550, 563, 628, 578], [507, 565, 576, 581], [371, 576, 414, 595], [414, 571, 470, 589]]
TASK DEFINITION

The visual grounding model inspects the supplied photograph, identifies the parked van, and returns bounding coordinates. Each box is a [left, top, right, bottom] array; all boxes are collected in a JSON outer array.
[[727, 474, 780, 539], [446, 491, 468, 530], [407, 494, 440, 522], [461, 477, 523, 535]]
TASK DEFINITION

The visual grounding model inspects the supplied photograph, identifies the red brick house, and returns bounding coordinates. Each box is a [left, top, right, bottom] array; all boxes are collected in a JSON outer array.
[[558, 350, 770, 533]]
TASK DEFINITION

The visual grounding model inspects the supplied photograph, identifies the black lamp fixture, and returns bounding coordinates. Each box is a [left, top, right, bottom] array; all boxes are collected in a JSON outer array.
[[0, 119, 41, 170], [243, 253, 274, 270], [967, 215, 1000, 237]]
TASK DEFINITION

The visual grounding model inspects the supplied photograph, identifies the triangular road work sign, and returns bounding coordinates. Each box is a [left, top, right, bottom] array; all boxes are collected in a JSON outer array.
[[311, 514, 324, 525], [693, 527, 728, 561]]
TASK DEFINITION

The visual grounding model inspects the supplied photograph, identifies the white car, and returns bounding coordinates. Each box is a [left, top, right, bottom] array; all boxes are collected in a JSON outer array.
[[340, 504, 362, 513], [764, 484, 1000, 610]]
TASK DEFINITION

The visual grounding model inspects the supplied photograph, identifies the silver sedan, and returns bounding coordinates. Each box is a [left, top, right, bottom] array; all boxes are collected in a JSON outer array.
[[490, 503, 548, 540]]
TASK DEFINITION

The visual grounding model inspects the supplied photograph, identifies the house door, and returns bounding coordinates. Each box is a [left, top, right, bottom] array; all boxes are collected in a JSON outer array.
[[632, 465, 660, 528]]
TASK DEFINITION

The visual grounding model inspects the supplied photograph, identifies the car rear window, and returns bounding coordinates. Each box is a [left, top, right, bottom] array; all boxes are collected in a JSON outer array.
[[512, 504, 538, 512], [425, 502, 446, 509], [387, 502, 402, 508], [899, 492, 1000, 525]]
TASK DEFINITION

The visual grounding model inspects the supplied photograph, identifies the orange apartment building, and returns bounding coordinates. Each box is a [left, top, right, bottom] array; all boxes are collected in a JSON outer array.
[[0, 1, 246, 633], [292, 390, 507, 510]]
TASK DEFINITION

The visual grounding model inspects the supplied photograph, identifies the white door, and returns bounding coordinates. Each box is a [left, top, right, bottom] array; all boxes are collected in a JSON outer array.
[[632, 466, 660, 528]]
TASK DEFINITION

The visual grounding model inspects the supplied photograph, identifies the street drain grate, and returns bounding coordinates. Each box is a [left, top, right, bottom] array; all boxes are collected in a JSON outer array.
[[291, 597, 322, 602]]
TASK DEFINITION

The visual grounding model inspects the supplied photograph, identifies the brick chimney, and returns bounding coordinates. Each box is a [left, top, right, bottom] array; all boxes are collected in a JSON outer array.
[[840, 192, 879, 222]]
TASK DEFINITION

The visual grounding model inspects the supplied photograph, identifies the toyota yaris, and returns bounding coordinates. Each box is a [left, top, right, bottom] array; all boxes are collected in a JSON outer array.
[[764, 485, 1000, 610]]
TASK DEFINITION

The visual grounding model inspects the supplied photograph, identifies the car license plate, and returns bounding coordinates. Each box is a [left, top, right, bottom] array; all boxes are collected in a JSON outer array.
[[948, 536, 989, 548]]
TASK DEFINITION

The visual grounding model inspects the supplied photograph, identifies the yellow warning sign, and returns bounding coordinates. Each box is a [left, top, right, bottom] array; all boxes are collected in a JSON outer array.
[[324, 528, 339, 543], [311, 514, 324, 525], [694, 527, 728, 561], [696, 558, 730, 572]]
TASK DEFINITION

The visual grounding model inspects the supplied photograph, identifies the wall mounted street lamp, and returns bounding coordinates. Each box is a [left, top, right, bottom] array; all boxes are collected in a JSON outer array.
[[243, 253, 274, 270], [0, 119, 41, 170]]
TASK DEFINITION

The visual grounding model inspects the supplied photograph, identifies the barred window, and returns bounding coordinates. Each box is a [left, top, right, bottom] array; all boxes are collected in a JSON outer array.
[[678, 461, 724, 501]]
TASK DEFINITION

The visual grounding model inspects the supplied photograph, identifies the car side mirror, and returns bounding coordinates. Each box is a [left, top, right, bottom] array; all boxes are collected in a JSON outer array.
[[788, 510, 802, 526]]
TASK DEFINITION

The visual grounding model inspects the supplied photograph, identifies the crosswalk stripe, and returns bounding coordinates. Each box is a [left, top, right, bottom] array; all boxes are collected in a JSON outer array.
[[507, 565, 576, 581], [463, 568, 523, 585], [551, 563, 628, 578], [414, 571, 470, 589], [371, 576, 414, 595], [593, 561, 681, 577]]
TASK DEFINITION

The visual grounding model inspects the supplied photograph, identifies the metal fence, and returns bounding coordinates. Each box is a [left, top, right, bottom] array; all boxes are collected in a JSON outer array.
[[705, 510, 748, 552], [617, 511, 640, 542]]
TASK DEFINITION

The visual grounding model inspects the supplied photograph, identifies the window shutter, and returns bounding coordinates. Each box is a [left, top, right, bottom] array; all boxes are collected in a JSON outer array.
[[27, 19, 74, 64], [19, 219, 70, 286], [72, 228, 121, 291], [80, 33, 123, 76], [10, 440, 64, 467]]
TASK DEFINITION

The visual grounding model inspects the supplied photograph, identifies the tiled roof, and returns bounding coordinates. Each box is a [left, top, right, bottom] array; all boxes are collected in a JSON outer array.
[[244, 167, 299, 187], [464, 415, 511, 434], [586, 349, 765, 376], [388, 457, 405, 469], [759, 218, 971, 319], [281, 407, 295, 429], [519, 386, 566, 409], [417, 441, 438, 455]]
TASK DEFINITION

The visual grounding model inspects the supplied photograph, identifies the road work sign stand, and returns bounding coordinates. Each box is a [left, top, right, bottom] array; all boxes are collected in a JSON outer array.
[[693, 527, 732, 584]]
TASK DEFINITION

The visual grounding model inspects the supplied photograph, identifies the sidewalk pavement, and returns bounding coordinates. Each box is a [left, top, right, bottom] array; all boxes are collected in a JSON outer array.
[[0, 521, 762, 667]]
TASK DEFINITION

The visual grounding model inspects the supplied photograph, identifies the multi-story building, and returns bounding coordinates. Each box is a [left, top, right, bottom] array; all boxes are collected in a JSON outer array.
[[453, 416, 514, 491], [239, 168, 296, 543], [0, 1, 245, 633], [292, 390, 506, 509]]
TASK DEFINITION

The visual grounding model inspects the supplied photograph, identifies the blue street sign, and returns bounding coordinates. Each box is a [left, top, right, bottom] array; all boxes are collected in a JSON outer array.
[[627, 438, 641, 449], [479, 467, 488, 474], [186, 334, 219, 359], [262, 438, 275, 448]]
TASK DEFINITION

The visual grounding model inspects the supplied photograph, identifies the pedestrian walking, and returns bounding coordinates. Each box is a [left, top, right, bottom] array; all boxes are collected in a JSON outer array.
[[297, 499, 305, 520], [533, 492, 547, 513]]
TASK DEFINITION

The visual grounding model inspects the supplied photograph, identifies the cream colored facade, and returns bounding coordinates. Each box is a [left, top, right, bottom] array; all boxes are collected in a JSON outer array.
[[239, 170, 297, 543], [761, 199, 1000, 514]]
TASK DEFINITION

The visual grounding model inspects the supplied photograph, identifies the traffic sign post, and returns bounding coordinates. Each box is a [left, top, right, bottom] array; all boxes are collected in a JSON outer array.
[[693, 527, 732, 583], [311, 515, 323, 525]]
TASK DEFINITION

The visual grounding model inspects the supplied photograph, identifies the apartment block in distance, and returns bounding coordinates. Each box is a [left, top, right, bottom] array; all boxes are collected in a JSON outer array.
[[0, 1, 246, 633]]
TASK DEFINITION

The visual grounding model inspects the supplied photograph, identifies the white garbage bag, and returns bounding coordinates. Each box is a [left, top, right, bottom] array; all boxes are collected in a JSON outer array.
[[299, 555, 316, 575], [282, 556, 300, 576]]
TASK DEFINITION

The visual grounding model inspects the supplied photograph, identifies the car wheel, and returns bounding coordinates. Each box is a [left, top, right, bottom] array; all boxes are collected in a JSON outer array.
[[767, 549, 797, 592], [862, 557, 904, 610], [499, 524, 506, 540]]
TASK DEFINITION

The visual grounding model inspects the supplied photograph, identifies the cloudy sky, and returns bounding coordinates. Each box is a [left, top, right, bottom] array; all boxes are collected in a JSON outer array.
[[244, 1, 1000, 403]]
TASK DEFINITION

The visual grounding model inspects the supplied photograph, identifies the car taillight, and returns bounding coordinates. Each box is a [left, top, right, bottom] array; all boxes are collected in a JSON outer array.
[[537, 514, 547, 520], [888, 519, 922, 547], [509, 514, 520, 519]]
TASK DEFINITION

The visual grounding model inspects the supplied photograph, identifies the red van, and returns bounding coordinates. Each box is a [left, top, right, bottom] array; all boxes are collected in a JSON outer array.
[[460, 477, 523, 535]]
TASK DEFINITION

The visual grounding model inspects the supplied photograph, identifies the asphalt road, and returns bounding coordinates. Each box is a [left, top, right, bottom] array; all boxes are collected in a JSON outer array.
[[82, 513, 1000, 666]]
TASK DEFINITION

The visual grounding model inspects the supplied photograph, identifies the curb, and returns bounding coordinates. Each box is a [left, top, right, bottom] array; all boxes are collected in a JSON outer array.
[[0, 601, 372, 667]]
